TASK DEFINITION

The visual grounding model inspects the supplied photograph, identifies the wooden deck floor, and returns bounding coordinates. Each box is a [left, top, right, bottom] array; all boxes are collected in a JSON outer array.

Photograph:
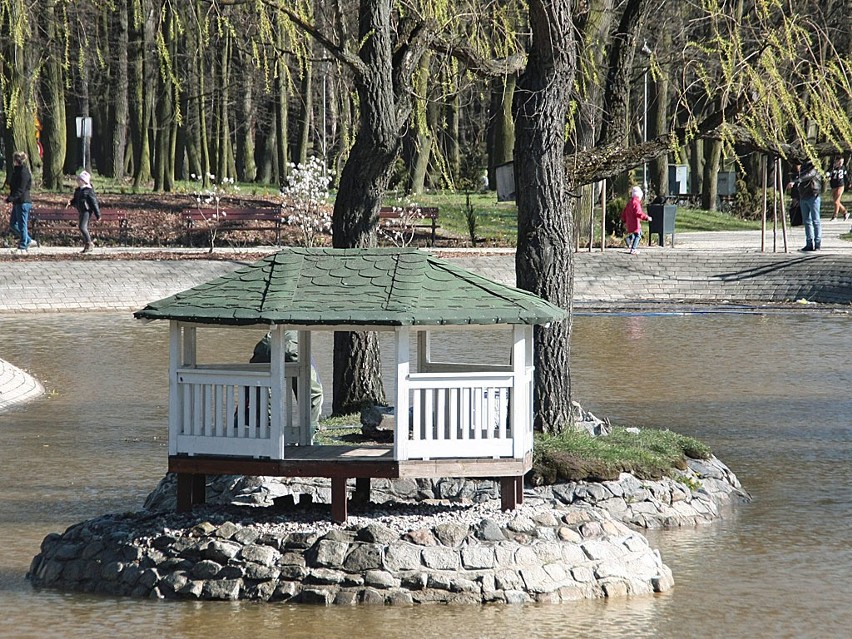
[[169, 445, 531, 479], [169, 445, 531, 522]]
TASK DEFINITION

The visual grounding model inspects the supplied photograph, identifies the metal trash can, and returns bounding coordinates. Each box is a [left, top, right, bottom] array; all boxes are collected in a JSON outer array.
[[648, 204, 676, 247]]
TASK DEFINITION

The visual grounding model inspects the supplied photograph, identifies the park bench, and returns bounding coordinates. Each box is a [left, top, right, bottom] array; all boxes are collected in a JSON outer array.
[[378, 206, 440, 246], [30, 207, 132, 245], [181, 206, 285, 246]]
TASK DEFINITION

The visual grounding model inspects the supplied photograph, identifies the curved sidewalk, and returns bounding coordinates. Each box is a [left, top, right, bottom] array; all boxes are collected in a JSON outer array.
[[0, 358, 44, 411]]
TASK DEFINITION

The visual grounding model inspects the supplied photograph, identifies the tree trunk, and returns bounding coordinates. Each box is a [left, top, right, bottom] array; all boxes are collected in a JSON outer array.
[[702, 138, 721, 210], [514, 0, 576, 434], [649, 35, 670, 197], [274, 11, 289, 184], [1, 0, 38, 173], [129, 0, 154, 186], [236, 51, 257, 182], [215, 29, 233, 181], [40, 0, 66, 189], [153, 4, 176, 191], [688, 138, 704, 194], [111, 0, 130, 180], [444, 71, 461, 185], [295, 60, 312, 166], [570, 0, 615, 155], [329, 0, 404, 414], [487, 74, 516, 190], [409, 52, 432, 195]]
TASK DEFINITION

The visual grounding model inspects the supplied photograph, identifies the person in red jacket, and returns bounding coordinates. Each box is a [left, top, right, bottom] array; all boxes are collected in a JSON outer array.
[[621, 186, 652, 254]]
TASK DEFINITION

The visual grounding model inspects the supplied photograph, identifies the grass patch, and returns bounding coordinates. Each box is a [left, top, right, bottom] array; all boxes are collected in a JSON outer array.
[[532, 426, 712, 484], [672, 207, 761, 232], [316, 413, 713, 487], [314, 413, 362, 445], [385, 191, 518, 245]]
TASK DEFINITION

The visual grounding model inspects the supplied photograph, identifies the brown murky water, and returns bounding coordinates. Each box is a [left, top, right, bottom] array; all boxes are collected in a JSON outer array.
[[1, 311, 850, 639]]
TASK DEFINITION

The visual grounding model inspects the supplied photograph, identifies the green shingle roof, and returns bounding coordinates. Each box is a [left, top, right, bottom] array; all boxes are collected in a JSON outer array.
[[133, 248, 566, 327]]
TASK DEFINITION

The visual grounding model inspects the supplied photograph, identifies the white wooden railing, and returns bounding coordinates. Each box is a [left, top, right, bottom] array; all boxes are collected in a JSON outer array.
[[170, 365, 533, 463], [403, 369, 533, 461], [171, 364, 303, 458]]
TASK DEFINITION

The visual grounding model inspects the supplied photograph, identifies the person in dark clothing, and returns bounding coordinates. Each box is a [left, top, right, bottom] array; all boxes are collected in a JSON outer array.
[[248, 330, 324, 429], [68, 171, 101, 253], [787, 162, 802, 227], [6, 151, 34, 251]]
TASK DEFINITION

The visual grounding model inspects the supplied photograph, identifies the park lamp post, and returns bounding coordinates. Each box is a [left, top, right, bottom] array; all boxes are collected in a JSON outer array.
[[641, 41, 652, 196]]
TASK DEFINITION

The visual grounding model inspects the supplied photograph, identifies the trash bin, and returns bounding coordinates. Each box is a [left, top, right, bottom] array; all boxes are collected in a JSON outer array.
[[648, 204, 676, 247]]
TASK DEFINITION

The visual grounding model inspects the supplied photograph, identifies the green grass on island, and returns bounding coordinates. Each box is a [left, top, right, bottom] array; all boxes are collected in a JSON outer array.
[[532, 427, 712, 484], [317, 414, 713, 486]]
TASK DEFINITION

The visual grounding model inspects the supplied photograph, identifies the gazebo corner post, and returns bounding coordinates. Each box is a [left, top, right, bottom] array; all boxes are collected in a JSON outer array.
[[511, 325, 531, 459], [168, 321, 182, 456], [269, 327, 286, 459], [297, 329, 312, 446], [394, 326, 411, 461]]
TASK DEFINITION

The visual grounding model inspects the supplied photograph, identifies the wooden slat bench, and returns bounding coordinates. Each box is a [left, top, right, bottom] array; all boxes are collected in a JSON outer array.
[[378, 206, 439, 246], [30, 207, 132, 245], [181, 206, 285, 246]]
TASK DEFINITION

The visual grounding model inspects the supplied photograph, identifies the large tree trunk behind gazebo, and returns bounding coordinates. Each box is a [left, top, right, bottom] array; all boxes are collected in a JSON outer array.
[[328, 0, 424, 414], [513, 0, 576, 434], [330, 118, 397, 414]]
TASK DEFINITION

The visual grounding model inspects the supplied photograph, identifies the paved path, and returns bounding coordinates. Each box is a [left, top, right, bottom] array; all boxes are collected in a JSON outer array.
[[2, 224, 852, 409], [1, 221, 851, 312]]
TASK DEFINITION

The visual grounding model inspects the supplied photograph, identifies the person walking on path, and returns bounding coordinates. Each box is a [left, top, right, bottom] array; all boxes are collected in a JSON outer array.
[[788, 160, 823, 251], [68, 171, 101, 253], [6, 151, 34, 251], [621, 186, 652, 254], [828, 157, 848, 221]]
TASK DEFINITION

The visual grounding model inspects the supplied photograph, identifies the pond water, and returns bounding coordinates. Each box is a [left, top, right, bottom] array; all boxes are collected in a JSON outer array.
[[0, 311, 850, 639]]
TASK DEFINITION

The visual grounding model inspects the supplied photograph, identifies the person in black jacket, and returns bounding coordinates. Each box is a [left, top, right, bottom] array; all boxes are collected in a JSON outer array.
[[6, 151, 34, 251], [68, 170, 101, 253], [788, 160, 823, 251]]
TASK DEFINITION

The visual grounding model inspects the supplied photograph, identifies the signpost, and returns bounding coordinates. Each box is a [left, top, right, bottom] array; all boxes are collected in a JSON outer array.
[[75, 116, 92, 171]]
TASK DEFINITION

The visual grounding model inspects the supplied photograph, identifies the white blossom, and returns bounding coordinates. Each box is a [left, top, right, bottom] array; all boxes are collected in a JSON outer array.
[[280, 156, 333, 247]]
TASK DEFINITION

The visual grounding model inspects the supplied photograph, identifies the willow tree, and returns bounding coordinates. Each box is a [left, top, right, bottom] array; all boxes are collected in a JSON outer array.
[[0, 0, 39, 174], [512, 0, 852, 433]]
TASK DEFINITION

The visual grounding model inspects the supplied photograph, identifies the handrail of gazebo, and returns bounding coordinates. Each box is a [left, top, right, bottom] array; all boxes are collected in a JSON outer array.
[[172, 365, 533, 463], [173, 363, 302, 457], [401, 368, 534, 461]]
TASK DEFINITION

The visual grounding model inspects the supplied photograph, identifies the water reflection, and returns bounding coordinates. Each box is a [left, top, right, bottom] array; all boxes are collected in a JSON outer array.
[[1, 311, 850, 638]]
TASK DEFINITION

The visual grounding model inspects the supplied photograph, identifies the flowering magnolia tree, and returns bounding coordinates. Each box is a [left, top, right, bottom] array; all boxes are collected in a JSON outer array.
[[280, 156, 333, 247], [191, 173, 238, 253], [377, 199, 424, 247]]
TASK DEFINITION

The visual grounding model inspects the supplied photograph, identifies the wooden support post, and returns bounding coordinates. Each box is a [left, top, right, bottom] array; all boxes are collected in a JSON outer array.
[[331, 477, 348, 523], [176, 473, 193, 513], [177, 473, 206, 512], [192, 473, 207, 505], [516, 475, 524, 506], [353, 477, 371, 506], [500, 476, 519, 511]]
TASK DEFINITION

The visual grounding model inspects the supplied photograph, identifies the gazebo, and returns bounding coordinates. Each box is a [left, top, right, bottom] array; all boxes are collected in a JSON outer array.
[[134, 248, 566, 522]]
